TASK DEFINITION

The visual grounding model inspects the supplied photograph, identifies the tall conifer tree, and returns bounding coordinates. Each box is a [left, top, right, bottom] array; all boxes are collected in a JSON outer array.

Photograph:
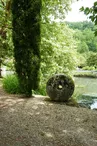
[[12, 0, 41, 96]]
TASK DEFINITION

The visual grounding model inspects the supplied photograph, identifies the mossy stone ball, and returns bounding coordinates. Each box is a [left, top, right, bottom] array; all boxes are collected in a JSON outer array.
[[46, 74, 75, 102]]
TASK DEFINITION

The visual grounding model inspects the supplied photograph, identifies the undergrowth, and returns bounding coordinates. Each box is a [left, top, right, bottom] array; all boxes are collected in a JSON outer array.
[[3, 75, 21, 94]]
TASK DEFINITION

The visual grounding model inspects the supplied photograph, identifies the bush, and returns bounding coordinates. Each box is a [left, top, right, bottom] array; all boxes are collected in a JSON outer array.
[[3, 75, 20, 94], [87, 53, 97, 68], [82, 66, 95, 70], [37, 84, 46, 96]]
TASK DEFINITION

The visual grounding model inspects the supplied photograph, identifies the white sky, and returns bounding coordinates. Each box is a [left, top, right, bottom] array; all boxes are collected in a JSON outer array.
[[65, 0, 97, 22]]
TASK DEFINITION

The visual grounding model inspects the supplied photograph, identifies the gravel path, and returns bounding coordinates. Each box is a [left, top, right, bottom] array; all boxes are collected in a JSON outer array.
[[0, 85, 97, 146]]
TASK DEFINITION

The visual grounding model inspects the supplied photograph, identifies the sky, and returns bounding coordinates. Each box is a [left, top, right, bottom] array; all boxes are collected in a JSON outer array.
[[65, 0, 97, 22]]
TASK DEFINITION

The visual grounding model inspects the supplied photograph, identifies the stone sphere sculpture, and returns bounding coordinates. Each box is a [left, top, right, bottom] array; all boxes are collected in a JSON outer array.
[[46, 74, 75, 102]]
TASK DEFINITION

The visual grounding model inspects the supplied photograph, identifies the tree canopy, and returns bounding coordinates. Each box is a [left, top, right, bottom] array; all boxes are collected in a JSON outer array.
[[42, 0, 72, 22], [80, 1, 97, 35]]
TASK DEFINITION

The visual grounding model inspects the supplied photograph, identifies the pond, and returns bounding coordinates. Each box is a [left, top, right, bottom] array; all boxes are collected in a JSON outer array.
[[74, 77, 97, 109]]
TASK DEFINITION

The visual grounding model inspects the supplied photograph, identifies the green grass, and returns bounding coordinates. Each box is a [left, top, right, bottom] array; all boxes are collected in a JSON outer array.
[[2, 75, 47, 96], [3, 75, 21, 94], [32, 84, 47, 96], [74, 72, 97, 78]]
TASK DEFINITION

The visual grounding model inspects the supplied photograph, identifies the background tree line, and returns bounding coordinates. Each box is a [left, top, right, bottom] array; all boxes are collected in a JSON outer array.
[[66, 21, 97, 69]]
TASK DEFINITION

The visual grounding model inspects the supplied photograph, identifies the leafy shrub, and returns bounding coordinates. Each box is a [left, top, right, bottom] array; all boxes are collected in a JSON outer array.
[[41, 23, 78, 84], [3, 75, 20, 94], [77, 54, 87, 68], [87, 53, 97, 68], [37, 85, 46, 96], [3, 58, 15, 71], [32, 82, 47, 96], [82, 66, 95, 70]]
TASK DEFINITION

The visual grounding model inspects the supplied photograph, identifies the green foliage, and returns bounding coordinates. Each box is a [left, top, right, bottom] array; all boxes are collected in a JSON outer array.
[[0, 0, 13, 60], [74, 72, 97, 78], [87, 52, 97, 68], [80, 1, 97, 36], [3, 75, 20, 94], [0, 0, 13, 78], [32, 84, 46, 96], [67, 21, 97, 53], [12, 0, 41, 97], [42, 0, 72, 22], [82, 66, 95, 71], [41, 0, 76, 88], [3, 59, 14, 71], [77, 54, 87, 68], [66, 21, 97, 68], [77, 42, 89, 54], [40, 22, 78, 86], [66, 21, 94, 31]]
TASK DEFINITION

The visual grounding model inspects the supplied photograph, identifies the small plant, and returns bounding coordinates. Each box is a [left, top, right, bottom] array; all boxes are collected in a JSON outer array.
[[32, 84, 47, 96], [3, 75, 20, 94]]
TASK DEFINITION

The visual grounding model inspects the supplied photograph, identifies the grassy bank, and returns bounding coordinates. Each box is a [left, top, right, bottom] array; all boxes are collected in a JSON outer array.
[[74, 71, 97, 78]]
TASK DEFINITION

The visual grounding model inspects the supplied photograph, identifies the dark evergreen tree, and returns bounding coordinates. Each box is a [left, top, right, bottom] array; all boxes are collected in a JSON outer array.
[[12, 0, 41, 97]]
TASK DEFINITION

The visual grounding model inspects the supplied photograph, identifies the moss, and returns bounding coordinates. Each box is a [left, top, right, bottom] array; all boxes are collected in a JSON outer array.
[[46, 74, 75, 102]]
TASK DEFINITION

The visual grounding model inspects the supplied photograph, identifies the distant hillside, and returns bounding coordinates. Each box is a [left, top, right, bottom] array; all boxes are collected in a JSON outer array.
[[65, 21, 95, 31]]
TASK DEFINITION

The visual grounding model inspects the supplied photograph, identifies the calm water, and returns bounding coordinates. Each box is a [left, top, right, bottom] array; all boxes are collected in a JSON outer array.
[[74, 77, 97, 109], [74, 77, 97, 94]]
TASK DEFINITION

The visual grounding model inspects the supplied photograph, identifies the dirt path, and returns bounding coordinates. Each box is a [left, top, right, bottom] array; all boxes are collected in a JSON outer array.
[[0, 85, 97, 146]]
